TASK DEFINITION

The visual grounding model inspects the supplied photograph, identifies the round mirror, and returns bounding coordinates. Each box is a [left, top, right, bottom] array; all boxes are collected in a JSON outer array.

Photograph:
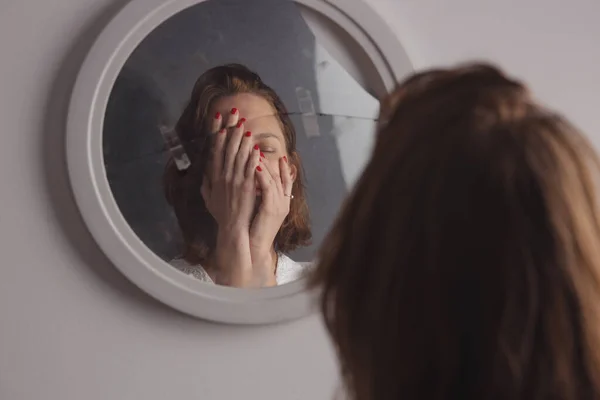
[[67, 0, 412, 324]]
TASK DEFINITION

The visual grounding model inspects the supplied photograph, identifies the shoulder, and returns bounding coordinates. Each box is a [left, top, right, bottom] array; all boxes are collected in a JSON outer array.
[[276, 254, 313, 285], [169, 258, 214, 283]]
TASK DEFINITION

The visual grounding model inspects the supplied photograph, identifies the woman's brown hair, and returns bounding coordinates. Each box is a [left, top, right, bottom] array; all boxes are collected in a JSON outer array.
[[311, 63, 600, 400], [164, 64, 311, 264]]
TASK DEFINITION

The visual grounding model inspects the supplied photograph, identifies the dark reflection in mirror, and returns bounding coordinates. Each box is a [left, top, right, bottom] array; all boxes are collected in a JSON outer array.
[[103, 0, 379, 286]]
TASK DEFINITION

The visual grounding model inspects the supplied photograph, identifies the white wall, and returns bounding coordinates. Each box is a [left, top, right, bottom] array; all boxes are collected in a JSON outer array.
[[1, 0, 598, 399], [370, 0, 600, 149]]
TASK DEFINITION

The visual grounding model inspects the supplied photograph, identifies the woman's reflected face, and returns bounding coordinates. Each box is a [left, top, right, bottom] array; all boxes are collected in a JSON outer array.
[[209, 93, 297, 194]]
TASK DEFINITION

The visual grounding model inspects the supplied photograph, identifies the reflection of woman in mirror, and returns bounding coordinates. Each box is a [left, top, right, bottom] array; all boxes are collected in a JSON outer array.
[[311, 63, 600, 399], [164, 64, 311, 287]]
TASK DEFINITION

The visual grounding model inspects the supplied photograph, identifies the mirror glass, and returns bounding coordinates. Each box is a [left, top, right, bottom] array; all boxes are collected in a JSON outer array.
[[103, 0, 381, 288]]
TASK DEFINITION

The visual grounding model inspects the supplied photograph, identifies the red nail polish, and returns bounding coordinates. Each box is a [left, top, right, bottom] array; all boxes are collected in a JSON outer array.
[[231, 108, 238, 114], [245, 131, 252, 137], [219, 128, 226, 134], [253, 144, 259, 150], [283, 156, 288, 163], [256, 166, 262, 172], [260, 152, 265, 158], [214, 112, 221, 119], [236, 120, 243, 128], [240, 118, 246, 123]]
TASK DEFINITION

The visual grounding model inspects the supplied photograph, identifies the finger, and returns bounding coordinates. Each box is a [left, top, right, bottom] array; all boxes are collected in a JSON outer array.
[[234, 126, 253, 181], [223, 107, 240, 129], [245, 144, 261, 179], [260, 157, 283, 194], [255, 162, 275, 196], [210, 110, 223, 134], [223, 115, 246, 179], [280, 156, 293, 197], [211, 127, 227, 182]]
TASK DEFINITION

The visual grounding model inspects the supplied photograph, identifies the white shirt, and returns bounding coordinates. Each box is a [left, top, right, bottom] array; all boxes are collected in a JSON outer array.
[[169, 253, 309, 285]]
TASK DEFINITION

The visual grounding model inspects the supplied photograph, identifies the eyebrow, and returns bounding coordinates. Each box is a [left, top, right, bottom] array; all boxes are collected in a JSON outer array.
[[254, 132, 282, 141]]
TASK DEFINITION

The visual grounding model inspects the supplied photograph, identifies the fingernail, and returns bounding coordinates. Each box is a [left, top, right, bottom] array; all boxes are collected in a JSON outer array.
[[236, 120, 244, 128], [256, 166, 262, 172], [260, 152, 265, 158], [240, 118, 246, 123], [253, 144, 259, 150], [283, 156, 288, 163], [214, 112, 221, 119], [231, 108, 238, 114], [245, 131, 252, 137], [219, 128, 226, 134]]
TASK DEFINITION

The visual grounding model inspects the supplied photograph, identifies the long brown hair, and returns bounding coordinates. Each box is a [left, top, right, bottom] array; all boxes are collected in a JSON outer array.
[[311, 63, 600, 400], [164, 64, 311, 264]]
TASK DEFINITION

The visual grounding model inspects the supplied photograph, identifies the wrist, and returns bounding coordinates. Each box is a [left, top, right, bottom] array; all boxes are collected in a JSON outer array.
[[249, 230, 276, 254], [214, 229, 253, 288], [250, 251, 278, 288], [217, 226, 249, 247], [251, 248, 275, 266]]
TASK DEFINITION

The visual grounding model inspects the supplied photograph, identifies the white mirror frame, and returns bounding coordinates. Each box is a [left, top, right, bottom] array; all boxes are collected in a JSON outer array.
[[66, 0, 413, 325]]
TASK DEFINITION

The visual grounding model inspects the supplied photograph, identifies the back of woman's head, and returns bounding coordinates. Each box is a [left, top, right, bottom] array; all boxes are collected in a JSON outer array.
[[311, 63, 600, 400]]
